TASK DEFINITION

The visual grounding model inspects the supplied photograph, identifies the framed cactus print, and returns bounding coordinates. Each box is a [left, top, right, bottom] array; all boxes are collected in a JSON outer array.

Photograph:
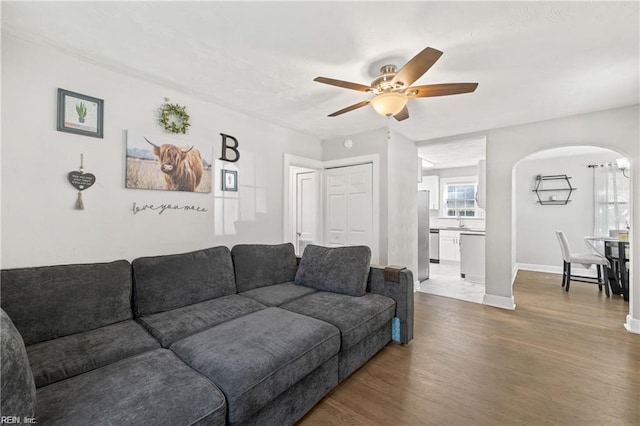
[[57, 88, 104, 138]]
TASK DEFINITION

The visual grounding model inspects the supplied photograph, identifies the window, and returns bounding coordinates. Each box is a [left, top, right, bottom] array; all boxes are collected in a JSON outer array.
[[595, 166, 630, 233], [441, 177, 480, 218]]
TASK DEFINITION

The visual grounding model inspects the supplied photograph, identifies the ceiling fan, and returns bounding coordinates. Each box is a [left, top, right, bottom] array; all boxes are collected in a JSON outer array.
[[314, 47, 478, 121]]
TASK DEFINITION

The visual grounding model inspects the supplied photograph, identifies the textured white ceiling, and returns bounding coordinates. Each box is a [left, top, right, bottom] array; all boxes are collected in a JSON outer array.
[[3, 2, 638, 142], [418, 137, 486, 169]]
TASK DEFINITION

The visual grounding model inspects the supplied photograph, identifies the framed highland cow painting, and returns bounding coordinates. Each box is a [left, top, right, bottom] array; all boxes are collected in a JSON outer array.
[[125, 130, 212, 193], [57, 88, 104, 138]]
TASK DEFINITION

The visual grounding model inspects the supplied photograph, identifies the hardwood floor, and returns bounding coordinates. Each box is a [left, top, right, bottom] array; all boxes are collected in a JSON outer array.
[[298, 271, 639, 425]]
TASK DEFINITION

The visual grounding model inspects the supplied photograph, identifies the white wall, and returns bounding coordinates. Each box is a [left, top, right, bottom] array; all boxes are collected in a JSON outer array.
[[322, 128, 389, 162], [387, 130, 418, 278], [515, 151, 619, 272], [485, 105, 639, 333], [1, 35, 322, 268]]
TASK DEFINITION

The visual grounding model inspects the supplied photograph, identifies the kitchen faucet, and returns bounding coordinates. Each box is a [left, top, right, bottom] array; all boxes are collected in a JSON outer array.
[[456, 211, 465, 228]]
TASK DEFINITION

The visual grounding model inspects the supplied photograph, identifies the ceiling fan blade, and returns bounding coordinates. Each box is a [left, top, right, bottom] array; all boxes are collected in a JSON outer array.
[[407, 83, 479, 98], [327, 100, 371, 117], [314, 77, 371, 92], [391, 47, 443, 88], [393, 106, 409, 121]]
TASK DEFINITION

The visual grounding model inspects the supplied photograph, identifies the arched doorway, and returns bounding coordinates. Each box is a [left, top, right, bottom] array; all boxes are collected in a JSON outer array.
[[481, 106, 638, 334], [512, 146, 631, 313]]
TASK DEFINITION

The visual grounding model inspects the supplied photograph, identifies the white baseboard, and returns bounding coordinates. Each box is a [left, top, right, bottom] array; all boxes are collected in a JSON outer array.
[[516, 263, 599, 278], [413, 279, 420, 292], [516, 263, 561, 274], [625, 314, 640, 334], [483, 293, 516, 310]]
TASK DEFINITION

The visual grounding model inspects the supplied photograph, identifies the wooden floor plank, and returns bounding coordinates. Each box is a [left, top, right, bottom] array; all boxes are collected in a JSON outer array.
[[298, 271, 640, 425]]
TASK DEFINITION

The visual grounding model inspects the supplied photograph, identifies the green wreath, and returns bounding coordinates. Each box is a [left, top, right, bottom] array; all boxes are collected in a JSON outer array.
[[158, 102, 191, 134]]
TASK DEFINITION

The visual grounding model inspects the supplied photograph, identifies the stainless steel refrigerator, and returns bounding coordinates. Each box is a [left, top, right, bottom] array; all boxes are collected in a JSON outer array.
[[417, 190, 430, 281]]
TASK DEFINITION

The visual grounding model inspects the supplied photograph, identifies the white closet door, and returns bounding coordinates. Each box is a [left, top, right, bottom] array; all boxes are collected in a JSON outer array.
[[324, 163, 373, 249]]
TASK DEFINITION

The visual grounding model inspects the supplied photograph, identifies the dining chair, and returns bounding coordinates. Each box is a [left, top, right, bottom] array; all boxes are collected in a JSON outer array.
[[555, 231, 610, 296]]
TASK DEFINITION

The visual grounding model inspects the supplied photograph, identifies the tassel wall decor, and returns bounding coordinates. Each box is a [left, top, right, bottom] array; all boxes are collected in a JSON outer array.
[[67, 154, 96, 210], [75, 191, 84, 210]]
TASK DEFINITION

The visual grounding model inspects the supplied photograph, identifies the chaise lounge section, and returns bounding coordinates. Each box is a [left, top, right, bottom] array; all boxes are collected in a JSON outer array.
[[1, 243, 414, 425]]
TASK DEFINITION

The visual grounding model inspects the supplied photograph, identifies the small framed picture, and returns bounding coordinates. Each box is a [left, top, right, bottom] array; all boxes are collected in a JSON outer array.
[[221, 169, 238, 191], [57, 88, 104, 138]]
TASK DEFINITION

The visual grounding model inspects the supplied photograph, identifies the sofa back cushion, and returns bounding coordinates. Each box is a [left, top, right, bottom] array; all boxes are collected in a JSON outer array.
[[231, 243, 298, 292], [132, 246, 236, 316], [1, 309, 36, 419], [1, 260, 133, 345], [294, 245, 371, 297]]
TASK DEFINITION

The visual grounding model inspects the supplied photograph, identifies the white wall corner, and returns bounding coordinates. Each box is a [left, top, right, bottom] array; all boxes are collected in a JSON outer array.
[[483, 293, 516, 310], [624, 314, 640, 334]]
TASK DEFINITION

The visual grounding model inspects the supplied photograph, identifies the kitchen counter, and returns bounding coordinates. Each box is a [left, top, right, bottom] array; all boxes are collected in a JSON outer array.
[[432, 227, 485, 263], [433, 226, 485, 233]]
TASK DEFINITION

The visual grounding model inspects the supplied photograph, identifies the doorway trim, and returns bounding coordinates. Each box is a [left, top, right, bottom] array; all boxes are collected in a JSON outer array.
[[283, 154, 323, 248], [283, 153, 381, 265], [508, 145, 636, 332]]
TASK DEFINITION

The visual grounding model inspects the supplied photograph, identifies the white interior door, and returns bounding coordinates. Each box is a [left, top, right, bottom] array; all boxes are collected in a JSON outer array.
[[324, 163, 373, 250], [296, 171, 317, 254]]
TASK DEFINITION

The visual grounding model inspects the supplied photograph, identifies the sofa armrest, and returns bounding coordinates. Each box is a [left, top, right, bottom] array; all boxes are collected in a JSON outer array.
[[1, 309, 36, 419], [367, 266, 414, 345]]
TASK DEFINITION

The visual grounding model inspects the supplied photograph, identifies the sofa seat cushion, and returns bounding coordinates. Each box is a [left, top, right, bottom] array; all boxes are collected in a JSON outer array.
[[138, 295, 265, 347], [171, 307, 340, 425], [27, 320, 160, 388], [281, 291, 396, 351], [239, 282, 316, 307], [36, 349, 225, 426], [132, 246, 236, 316], [232, 243, 299, 292], [294, 245, 371, 296]]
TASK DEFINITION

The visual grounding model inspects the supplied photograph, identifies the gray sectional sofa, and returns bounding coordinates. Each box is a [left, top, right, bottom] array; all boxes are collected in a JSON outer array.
[[1, 243, 413, 425]]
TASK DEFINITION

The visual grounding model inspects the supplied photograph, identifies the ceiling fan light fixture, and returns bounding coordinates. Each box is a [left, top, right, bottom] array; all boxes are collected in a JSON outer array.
[[315, 46, 477, 119], [370, 92, 408, 117]]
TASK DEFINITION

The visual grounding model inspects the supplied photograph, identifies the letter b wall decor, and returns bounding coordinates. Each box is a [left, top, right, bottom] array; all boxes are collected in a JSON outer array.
[[219, 133, 240, 163]]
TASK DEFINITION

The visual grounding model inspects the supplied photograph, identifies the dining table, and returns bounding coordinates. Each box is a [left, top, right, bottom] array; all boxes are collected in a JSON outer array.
[[585, 236, 630, 301]]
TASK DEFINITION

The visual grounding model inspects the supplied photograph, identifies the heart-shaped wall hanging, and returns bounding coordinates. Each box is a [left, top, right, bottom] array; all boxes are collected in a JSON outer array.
[[68, 154, 95, 210], [68, 171, 96, 191]]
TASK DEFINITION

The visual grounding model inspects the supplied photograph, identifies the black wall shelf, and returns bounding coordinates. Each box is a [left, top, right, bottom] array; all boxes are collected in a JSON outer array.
[[532, 174, 576, 205]]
